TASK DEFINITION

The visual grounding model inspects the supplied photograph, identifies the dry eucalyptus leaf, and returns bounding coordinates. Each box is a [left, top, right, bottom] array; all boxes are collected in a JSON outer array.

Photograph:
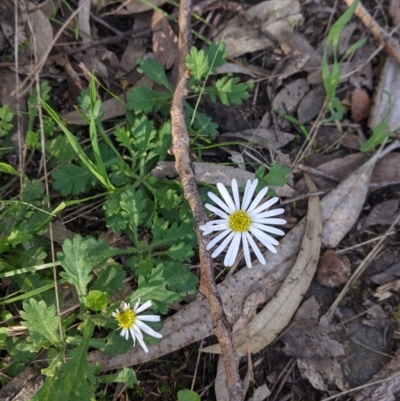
[[248, 384, 271, 401], [151, 161, 296, 198], [213, 0, 302, 58], [203, 174, 321, 356], [151, 11, 178, 69], [321, 151, 380, 248], [361, 199, 400, 229], [369, 57, 400, 131], [28, 7, 53, 60], [272, 78, 309, 115], [297, 85, 325, 123]]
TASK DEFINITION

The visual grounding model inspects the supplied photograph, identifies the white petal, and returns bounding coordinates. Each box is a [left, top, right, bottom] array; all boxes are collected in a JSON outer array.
[[205, 203, 228, 218], [241, 232, 252, 268], [224, 233, 241, 267], [249, 197, 280, 216], [136, 320, 163, 338], [217, 183, 236, 212], [137, 315, 160, 322], [132, 324, 144, 341], [252, 222, 285, 236], [242, 179, 258, 211], [212, 231, 234, 258], [254, 209, 285, 219], [133, 299, 140, 311], [250, 228, 278, 253], [135, 300, 152, 314], [246, 232, 266, 265], [250, 226, 280, 246], [202, 224, 229, 235], [231, 179, 241, 209], [247, 186, 269, 214], [129, 327, 136, 344], [132, 325, 148, 353], [121, 329, 129, 340], [251, 218, 286, 225], [208, 192, 232, 214], [206, 229, 232, 250]]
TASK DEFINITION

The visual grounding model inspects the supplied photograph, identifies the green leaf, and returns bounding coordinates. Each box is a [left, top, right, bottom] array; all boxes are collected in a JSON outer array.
[[208, 76, 249, 105], [0, 104, 14, 137], [126, 86, 172, 115], [186, 47, 209, 81], [21, 180, 44, 204], [126, 256, 155, 278], [151, 218, 196, 250], [177, 389, 201, 401], [360, 91, 392, 152], [100, 367, 138, 388], [255, 163, 290, 189], [58, 235, 95, 303], [189, 110, 219, 136], [0, 162, 19, 176], [85, 290, 109, 311], [92, 264, 126, 295], [20, 299, 62, 348], [205, 42, 227, 70], [104, 191, 127, 232], [131, 116, 156, 154], [52, 164, 97, 196], [137, 58, 173, 90], [120, 186, 148, 229], [162, 262, 198, 295], [91, 330, 132, 356], [5, 337, 37, 363], [31, 320, 96, 401], [46, 135, 75, 163], [114, 126, 133, 152], [131, 266, 180, 314]]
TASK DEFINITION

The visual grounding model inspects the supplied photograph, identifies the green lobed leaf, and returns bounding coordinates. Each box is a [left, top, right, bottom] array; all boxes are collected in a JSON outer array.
[[85, 290, 109, 312], [0, 104, 14, 137], [31, 320, 96, 401], [92, 263, 126, 295], [52, 164, 98, 196], [131, 266, 180, 314], [208, 76, 249, 105], [161, 262, 198, 295], [126, 86, 172, 115], [58, 235, 95, 303], [255, 163, 290, 189], [120, 186, 148, 229], [130, 116, 156, 155], [20, 299, 63, 348], [186, 47, 209, 81], [137, 58, 173, 90]]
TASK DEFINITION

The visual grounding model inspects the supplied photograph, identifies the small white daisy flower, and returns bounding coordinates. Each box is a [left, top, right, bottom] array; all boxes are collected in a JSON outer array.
[[112, 300, 162, 353], [199, 179, 286, 269]]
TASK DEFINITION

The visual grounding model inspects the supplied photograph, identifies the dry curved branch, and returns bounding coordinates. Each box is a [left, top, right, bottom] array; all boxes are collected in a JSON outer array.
[[170, 1, 243, 400]]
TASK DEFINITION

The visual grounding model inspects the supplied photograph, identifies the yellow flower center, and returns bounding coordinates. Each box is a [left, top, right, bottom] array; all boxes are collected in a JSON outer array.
[[228, 210, 251, 232], [115, 309, 136, 329]]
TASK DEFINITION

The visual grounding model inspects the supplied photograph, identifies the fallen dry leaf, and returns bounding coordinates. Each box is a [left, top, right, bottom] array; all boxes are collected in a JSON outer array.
[[369, 57, 400, 131], [361, 199, 400, 229], [317, 249, 351, 288], [109, 0, 165, 15], [151, 11, 178, 69], [351, 88, 371, 123], [369, 261, 400, 285], [28, 7, 53, 60], [321, 151, 380, 248], [272, 78, 309, 115], [203, 174, 321, 356], [297, 85, 325, 123], [213, 0, 303, 58]]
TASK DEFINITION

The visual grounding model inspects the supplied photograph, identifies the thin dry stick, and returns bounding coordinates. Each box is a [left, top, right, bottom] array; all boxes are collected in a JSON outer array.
[[170, 1, 243, 400], [343, 0, 400, 64], [326, 212, 400, 320]]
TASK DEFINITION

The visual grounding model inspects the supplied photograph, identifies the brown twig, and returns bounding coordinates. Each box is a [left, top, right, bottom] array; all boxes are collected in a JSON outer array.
[[343, 0, 400, 65], [170, 1, 243, 400]]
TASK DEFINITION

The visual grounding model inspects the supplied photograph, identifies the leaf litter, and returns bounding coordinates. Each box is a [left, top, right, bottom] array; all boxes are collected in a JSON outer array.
[[3, 0, 400, 399]]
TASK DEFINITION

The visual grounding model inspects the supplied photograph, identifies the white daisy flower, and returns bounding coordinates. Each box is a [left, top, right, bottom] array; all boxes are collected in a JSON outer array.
[[112, 300, 162, 353], [199, 179, 286, 269]]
